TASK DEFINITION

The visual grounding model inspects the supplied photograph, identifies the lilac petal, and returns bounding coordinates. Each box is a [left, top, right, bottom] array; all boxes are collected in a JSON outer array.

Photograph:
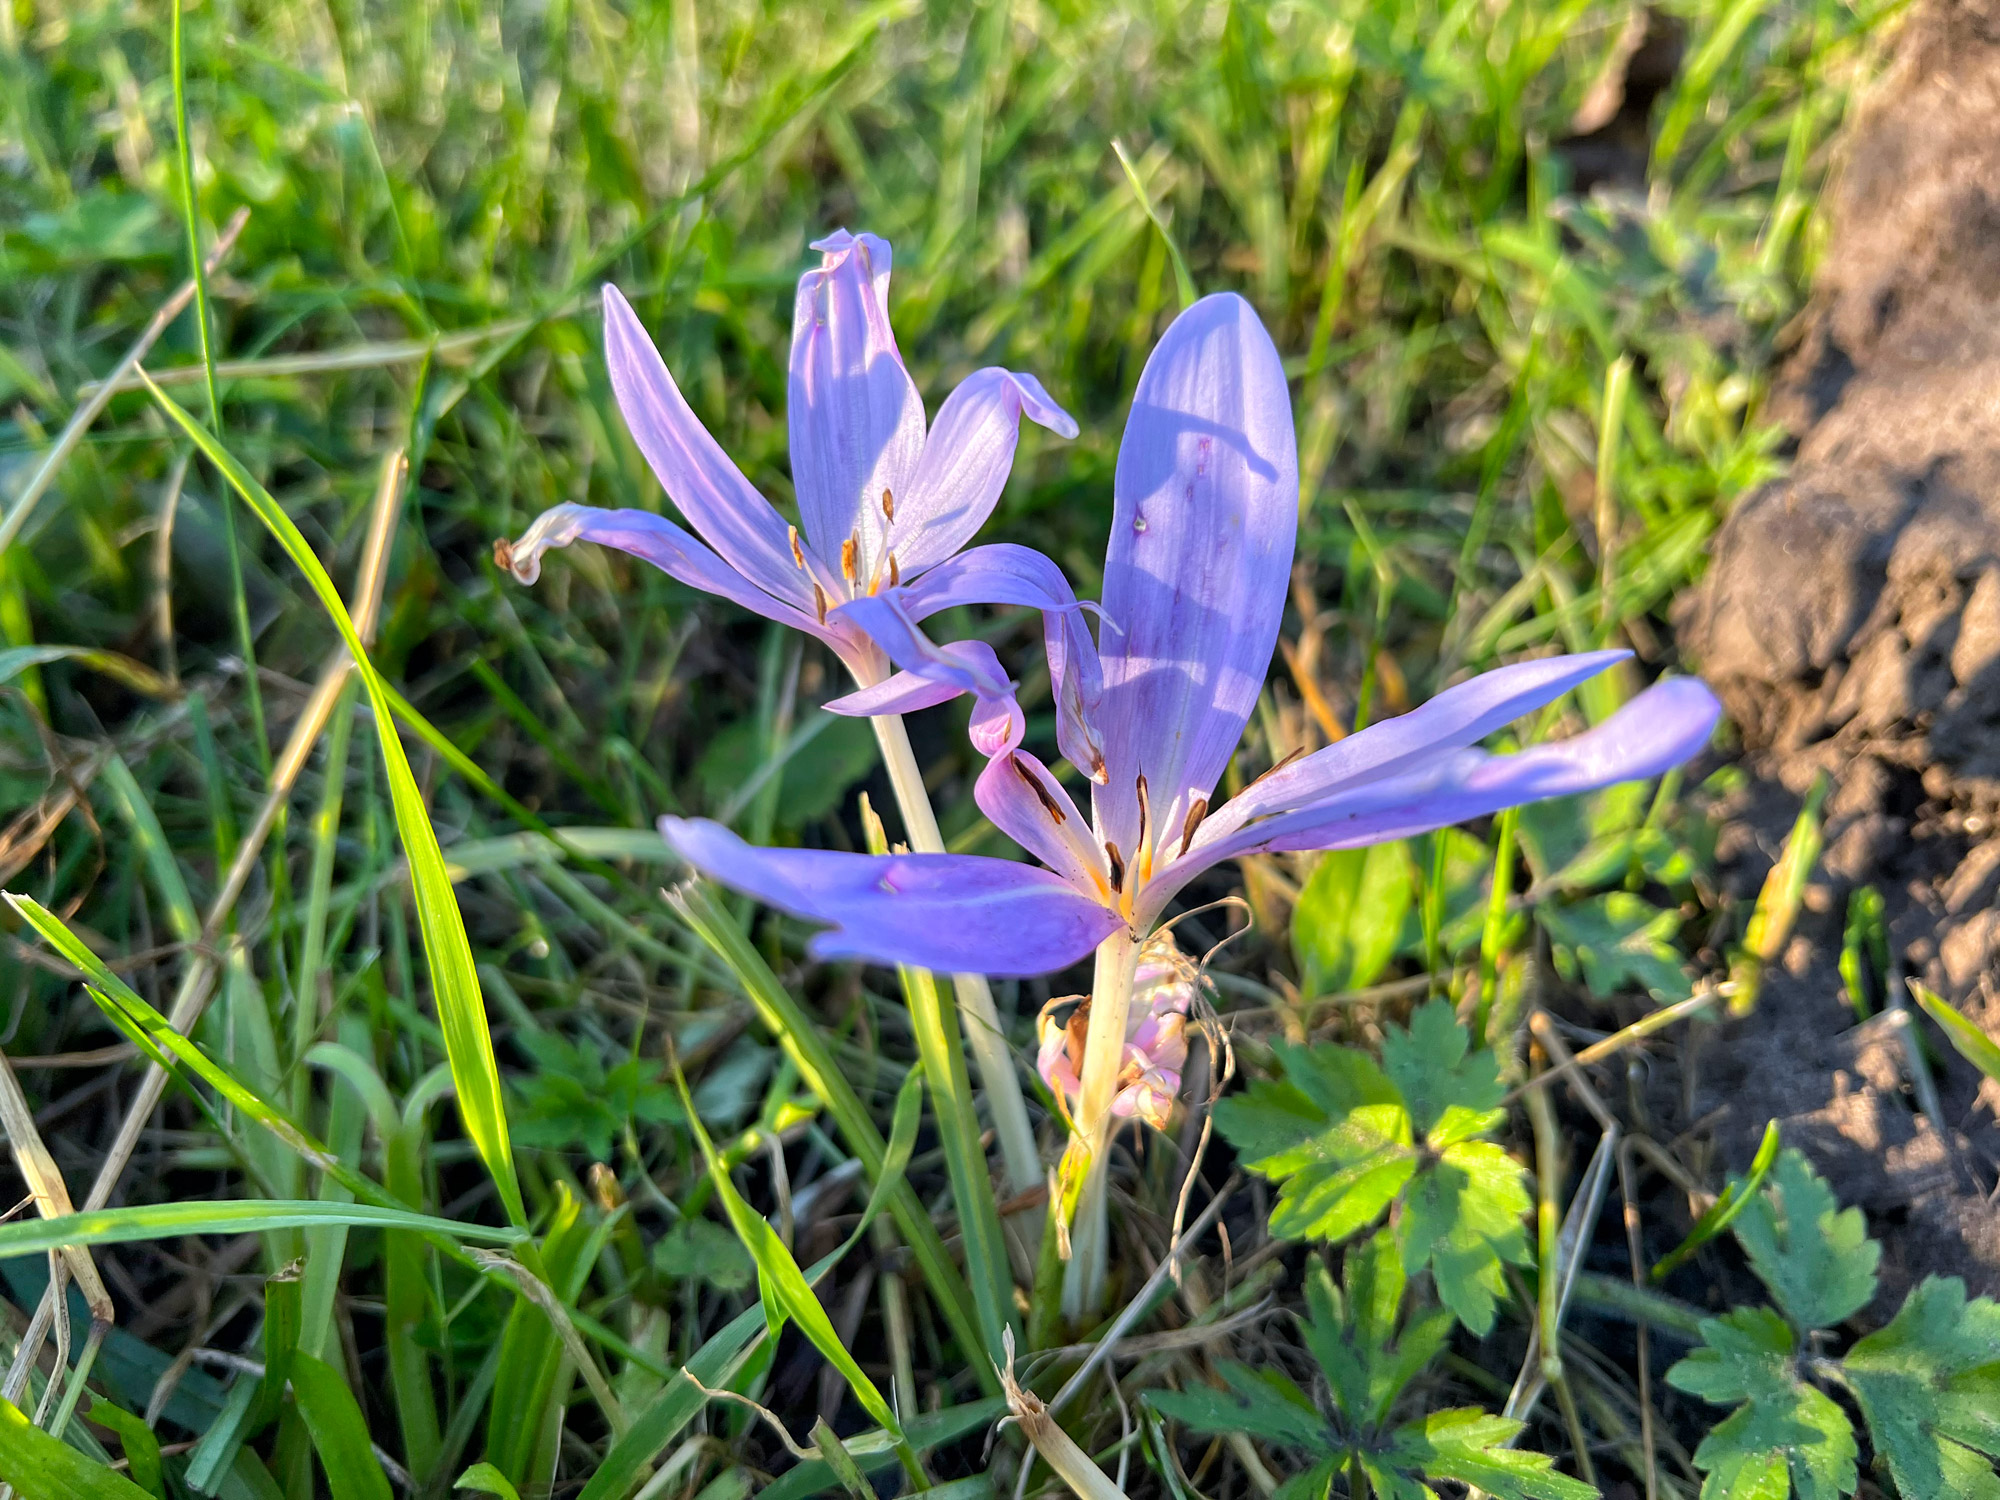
[[974, 750, 1114, 901], [888, 369, 1079, 574], [1200, 648, 1633, 845], [1143, 678, 1720, 920], [895, 544, 1108, 781], [660, 816, 1122, 976], [835, 595, 1015, 702], [1095, 293, 1299, 856], [602, 285, 814, 608], [789, 232, 925, 568], [826, 635, 1027, 752], [824, 670, 966, 718], [499, 503, 831, 640]]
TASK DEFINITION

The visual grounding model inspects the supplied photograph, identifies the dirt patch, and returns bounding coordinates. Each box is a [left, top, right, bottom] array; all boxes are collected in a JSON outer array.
[[1674, 0, 2000, 1299]]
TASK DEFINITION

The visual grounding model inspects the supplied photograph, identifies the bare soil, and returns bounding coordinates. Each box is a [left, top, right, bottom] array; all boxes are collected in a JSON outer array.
[[1674, 0, 2000, 1302]]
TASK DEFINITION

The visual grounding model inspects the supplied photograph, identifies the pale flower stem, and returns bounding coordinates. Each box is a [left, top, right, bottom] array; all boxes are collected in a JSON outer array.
[[1062, 926, 1139, 1320], [869, 713, 1044, 1201]]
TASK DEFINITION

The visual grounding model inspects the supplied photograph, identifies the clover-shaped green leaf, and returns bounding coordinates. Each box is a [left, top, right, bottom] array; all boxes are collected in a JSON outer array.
[[1733, 1150, 1878, 1334], [1215, 1001, 1529, 1332], [1148, 1231, 1587, 1499], [1843, 1276, 2000, 1500], [1666, 1306, 1857, 1500]]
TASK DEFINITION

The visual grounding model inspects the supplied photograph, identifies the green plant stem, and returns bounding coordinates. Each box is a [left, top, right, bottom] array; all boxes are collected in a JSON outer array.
[[869, 712, 1042, 1203], [1062, 925, 1139, 1321]]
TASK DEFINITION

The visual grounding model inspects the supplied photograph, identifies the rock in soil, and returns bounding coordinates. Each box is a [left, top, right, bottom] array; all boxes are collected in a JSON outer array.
[[1674, 0, 2000, 1302]]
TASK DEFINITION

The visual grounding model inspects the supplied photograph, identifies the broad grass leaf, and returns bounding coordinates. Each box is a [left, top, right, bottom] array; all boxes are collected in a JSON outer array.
[[1912, 983, 2000, 1087], [81, 1402, 165, 1499], [1293, 842, 1414, 995], [0, 1200, 522, 1257], [1733, 1150, 1878, 1333], [0, 1397, 154, 1499], [674, 1062, 908, 1446]]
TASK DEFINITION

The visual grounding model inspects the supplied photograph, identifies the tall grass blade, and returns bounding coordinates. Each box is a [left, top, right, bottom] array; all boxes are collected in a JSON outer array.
[[672, 1060, 926, 1487], [290, 1353, 393, 1500], [139, 377, 526, 1229], [0, 1202, 524, 1257], [669, 880, 998, 1394]]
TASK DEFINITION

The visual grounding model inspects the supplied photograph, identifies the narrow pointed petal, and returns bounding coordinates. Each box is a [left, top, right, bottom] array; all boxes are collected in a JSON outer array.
[[824, 670, 966, 718], [835, 595, 1016, 702], [1095, 293, 1299, 854], [789, 231, 924, 565], [1201, 649, 1633, 844], [602, 285, 811, 607], [888, 369, 1079, 573], [823, 636, 1025, 755], [893, 544, 1107, 781], [1142, 678, 1720, 920], [660, 817, 1121, 976], [974, 750, 1114, 901], [499, 503, 831, 639]]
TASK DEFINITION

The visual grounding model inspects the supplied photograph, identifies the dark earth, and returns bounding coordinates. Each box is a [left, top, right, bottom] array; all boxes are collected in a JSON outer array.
[[1673, 0, 2000, 1306]]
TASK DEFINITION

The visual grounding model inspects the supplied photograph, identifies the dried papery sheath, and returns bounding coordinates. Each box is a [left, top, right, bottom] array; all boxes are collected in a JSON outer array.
[[1038, 932, 1195, 1131]]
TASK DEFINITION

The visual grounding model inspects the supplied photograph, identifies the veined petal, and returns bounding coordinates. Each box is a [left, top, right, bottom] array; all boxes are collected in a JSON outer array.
[[888, 369, 1079, 573], [1095, 293, 1298, 856], [660, 817, 1121, 976], [498, 504, 830, 640], [974, 750, 1114, 902], [602, 285, 812, 607], [1141, 677, 1720, 921], [897, 544, 1108, 781], [1200, 649, 1633, 844], [789, 231, 924, 570]]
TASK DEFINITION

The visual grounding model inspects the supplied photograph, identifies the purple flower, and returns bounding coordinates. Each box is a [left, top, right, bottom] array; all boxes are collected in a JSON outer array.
[[1038, 935, 1195, 1131], [658, 292, 1723, 976], [496, 231, 1083, 685]]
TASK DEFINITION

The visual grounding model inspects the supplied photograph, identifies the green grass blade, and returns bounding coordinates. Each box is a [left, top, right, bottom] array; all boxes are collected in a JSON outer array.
[[1111, 139, 1197, 309], [1650, 1119, 1780, 1281], [669, 880, 998, 1396], [84, 1403, 166, 1500], [573, 1306, 765, 1500], [168, 0, 265, 774], [7, 893, 397, 1214], [673, 1061, 925, 1486], [95, 754, 201, 945], [0, 1397, 154, 1499], [0, 1200, 523, 1257], [139, 376, 526, 1229], [1911, 982, 2000, 1086], [861, 801, 1016, 1360], [290, 1353, 393, 1500]]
